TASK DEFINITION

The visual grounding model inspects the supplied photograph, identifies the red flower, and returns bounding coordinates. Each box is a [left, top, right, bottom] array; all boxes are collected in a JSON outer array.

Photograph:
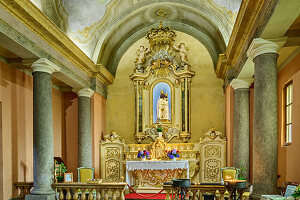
[[165, 150, 167, 153], [177, 150, 179, 153]]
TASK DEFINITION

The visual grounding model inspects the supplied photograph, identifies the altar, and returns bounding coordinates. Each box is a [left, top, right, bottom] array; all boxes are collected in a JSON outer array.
[[126, 160, 189, 190]]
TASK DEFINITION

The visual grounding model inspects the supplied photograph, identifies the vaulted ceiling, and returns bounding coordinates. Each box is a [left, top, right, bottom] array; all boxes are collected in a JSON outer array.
[[30, 0, 242, 75]]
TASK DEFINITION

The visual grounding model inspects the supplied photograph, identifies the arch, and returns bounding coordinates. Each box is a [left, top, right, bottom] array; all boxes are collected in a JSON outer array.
[[92, 1, 229, 76]]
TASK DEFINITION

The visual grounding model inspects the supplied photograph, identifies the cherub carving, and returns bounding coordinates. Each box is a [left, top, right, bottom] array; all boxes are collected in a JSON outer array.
[[173, 43, 189, 66], [135, 46, 151, 73], [135, 46, 150, 65]]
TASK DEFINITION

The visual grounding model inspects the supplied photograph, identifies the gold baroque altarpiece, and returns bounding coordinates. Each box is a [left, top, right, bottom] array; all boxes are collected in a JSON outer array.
[[100, 129, 226, 188], [130, 24, 195, 143]]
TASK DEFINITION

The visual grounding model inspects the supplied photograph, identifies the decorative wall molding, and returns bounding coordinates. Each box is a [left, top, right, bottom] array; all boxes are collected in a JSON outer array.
[[215, 0, 280, 79]]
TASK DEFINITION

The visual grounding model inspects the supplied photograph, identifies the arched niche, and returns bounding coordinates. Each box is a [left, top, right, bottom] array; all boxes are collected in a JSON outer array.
[[151, 80, 173, 124]]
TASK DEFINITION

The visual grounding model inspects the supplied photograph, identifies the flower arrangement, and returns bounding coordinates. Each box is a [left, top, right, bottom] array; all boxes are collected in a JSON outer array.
[[137, 150, 150, 159], [292, 185, 300, 198], [166, 149, 180, 159]]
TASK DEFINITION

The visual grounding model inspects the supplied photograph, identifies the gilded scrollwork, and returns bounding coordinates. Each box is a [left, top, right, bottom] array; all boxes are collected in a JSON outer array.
[[144, 125, 180, 142], [189, 162, 200, 182], [102, 130, 125, 144], [200, 128, 225, 142], [205, 146, 221, 158], [106, 147, 120, 159], [135, 169, 187, 188], [125, 140, 198, 161], [105, 160, 120, 182], [204, 159, 221, 182]]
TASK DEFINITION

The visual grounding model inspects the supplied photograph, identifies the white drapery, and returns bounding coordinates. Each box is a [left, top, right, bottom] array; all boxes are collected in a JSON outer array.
[[126, 160, 189, 186]]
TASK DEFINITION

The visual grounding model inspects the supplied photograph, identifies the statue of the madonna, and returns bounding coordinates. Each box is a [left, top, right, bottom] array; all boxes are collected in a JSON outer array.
[[157, 90, 170, 122]]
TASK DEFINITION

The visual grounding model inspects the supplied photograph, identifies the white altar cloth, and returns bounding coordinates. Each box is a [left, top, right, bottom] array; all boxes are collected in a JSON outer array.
[[126, 160, 189, 186]]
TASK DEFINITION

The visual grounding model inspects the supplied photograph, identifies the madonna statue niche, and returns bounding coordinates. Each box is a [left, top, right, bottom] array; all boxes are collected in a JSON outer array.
[[130, 23, 195, 143]]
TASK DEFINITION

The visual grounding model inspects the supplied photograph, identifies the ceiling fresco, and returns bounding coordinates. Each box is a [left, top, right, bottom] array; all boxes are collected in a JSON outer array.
[[62, 0, 110, 32], [30, 0, 242, 73]]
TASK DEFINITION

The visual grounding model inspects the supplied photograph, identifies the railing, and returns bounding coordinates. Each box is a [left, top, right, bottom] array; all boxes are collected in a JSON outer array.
[[14, 182, 34, 199], [52, 182, 127, 200], [163, 184, 245, 200]]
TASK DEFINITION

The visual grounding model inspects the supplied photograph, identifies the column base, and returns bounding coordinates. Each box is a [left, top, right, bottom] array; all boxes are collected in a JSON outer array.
[[25, 194, 56, 200], [250, 193, 263, 200]]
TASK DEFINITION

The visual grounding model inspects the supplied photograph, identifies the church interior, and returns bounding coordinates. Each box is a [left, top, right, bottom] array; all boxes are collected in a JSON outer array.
[[0, 0, 300, 199]]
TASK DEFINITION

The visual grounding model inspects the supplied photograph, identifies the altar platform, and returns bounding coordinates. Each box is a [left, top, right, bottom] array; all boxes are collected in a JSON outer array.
[[124, 193, 173, 200]]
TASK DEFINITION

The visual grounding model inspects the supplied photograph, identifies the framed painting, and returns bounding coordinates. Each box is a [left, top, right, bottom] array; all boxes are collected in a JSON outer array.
[[64, 173, 73, 183]]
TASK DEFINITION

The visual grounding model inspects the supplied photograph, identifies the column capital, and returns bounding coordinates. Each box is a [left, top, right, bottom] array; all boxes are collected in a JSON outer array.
[[247, 38, 280, 59], [230, 79, 253, 90], [32, 58, 61, 74], [75, 88, 94, 98]]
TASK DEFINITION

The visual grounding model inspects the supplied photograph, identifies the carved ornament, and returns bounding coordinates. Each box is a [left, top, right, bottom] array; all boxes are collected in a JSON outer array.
[[101, 130, 124, 144]]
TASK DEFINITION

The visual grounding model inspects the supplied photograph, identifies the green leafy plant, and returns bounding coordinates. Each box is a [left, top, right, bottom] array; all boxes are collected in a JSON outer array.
[[60, 163, 67, 174], [157, 126, 164, 132], [55, 163, 67, 183], [237, 165, 247, 180], [292, 185, 300, 198]]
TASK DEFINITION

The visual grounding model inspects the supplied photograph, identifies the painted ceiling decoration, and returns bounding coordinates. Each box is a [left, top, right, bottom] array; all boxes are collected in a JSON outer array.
[[30, 0, 242, 74]]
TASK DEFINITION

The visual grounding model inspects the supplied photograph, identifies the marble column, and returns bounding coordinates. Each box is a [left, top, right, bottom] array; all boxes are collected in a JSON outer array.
[[26, 58, 60, 200], [77, 88, 94, 168], [247, 38, 280, 199], [231, 79, 252, 182]]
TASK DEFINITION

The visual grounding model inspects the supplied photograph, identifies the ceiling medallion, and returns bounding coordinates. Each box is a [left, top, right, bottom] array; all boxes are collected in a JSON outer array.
[[144, 4, 177, 23], [154, 8, 169, 17]]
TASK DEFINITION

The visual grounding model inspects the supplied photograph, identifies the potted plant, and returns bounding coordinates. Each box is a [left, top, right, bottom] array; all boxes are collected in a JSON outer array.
[[56, 163, 67, 183], [137, 150, 150, 161], [237, 165, 246, 180], [292, 185, 300, 199], [236, 165, 247, 188], [157, 126, 164, 137], [166, 149, 180, 161]]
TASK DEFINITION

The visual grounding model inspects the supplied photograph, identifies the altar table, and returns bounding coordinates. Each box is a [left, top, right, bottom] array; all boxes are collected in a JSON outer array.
[[126, 160, 189, 189]]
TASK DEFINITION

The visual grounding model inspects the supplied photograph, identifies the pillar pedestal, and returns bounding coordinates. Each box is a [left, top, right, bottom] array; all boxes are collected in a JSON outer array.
[[247, 38, 279, 199], [26, 58, 60, 200]]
